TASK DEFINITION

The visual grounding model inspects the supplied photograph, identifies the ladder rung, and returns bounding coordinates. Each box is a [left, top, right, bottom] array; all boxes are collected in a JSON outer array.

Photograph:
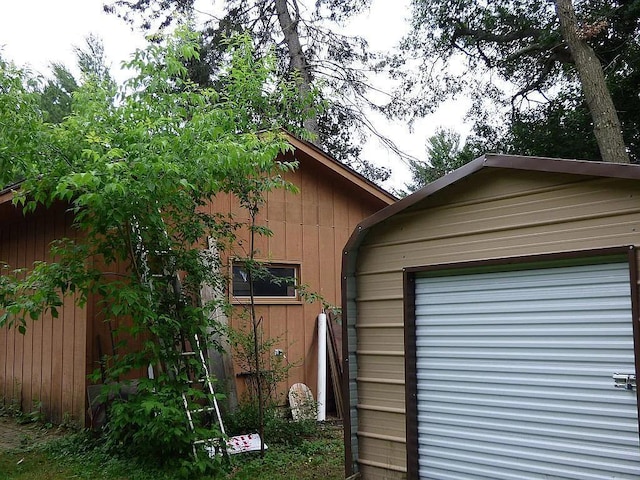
[[193, 438, 220, 445], [186, 378, 207, 384], [190, 406, 216, 414]]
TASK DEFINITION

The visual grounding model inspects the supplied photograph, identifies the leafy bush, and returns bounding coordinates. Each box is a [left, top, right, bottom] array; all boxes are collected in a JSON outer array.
[[104, 391, 192, 459], [100, 388, 226, 478]]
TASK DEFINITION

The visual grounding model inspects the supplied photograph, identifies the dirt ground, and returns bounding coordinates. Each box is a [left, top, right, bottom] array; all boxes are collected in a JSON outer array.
[[0, 416, 63, 450]]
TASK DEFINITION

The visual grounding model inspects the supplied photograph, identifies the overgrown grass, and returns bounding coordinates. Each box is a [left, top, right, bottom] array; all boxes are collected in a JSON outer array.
[[0, 420, 344, 480], [1, 431, 179, 480], [224, 401, 319, 446], [226, 424, 344, 480]]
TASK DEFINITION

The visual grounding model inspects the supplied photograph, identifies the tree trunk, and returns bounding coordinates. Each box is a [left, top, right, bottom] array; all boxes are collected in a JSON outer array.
[[554, 0, 629, 163], [273, 0, 320, 142]]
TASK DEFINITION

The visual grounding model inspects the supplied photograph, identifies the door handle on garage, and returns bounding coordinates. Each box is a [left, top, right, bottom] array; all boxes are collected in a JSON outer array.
[[613, 373, 636, 391]]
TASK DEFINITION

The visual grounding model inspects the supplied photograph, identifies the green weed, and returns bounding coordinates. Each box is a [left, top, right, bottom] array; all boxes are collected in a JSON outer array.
[[226, 435, 343, 480]]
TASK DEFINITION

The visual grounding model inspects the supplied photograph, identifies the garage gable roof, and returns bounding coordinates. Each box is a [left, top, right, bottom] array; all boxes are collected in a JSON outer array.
[[350, 153, 640, 242]]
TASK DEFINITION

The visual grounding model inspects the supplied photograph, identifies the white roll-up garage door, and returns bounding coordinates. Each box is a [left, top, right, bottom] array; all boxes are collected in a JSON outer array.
[[415, 262, 640, 479]]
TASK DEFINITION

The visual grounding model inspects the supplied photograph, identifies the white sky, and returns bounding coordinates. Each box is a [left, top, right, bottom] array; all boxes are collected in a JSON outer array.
[[0, 1, 145, 82], [0, 0, 470, 191]]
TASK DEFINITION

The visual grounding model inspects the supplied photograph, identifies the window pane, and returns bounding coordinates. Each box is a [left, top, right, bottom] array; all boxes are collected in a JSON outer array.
[[232, 265, 297, 297]]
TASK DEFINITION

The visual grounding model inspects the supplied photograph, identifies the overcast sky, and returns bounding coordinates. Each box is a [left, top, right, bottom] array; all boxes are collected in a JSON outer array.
[[0, 0, 469, 190]]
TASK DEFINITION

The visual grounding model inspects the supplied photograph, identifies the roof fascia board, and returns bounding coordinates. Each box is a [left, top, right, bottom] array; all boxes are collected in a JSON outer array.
[[0, 191, 13, 205], [0, 183, 21, 205], [357, 154, 489, 232], [484, 154, 640, 179]]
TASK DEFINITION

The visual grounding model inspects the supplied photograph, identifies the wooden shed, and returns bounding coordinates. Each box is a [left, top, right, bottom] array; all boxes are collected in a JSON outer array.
[[342, 154, 640, 479], [0, 131, 395, 425]]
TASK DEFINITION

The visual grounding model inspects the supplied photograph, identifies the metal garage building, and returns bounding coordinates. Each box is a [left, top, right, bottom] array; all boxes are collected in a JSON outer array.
[[342, 155, 640, 479]]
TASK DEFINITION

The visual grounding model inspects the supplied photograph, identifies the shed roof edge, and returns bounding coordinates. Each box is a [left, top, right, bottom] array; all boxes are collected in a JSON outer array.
[[282, 130, 397, 205]]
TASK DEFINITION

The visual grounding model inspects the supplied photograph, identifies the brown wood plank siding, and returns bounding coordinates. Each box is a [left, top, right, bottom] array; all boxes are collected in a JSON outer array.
[[354, 172, 640, 478], [202, 156, 386, 401], [50, 207, 65, 421], [85, 254, 150, 400], [30, 216, 43, 418], [1, 217, 16, 403], [21, 215, 34, 413], [13, 213, 24, 407], [39, 211, 55, 420], [0, 204, 87, 424], [358, 464, 407, 479]]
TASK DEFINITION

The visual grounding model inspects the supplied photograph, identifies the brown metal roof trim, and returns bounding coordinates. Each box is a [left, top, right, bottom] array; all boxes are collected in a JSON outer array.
[[484, 154, 640, 179]]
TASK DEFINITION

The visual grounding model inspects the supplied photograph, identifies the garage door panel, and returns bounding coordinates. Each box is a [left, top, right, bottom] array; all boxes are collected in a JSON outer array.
[[420, 281, 628, 298], [417, 347, 634, 362], [415, 311, 630, 326], [419, 442, 637, 480], [417, 297, 631, 315], [418, 380, 637, 406], [417, 287, 629, 307], [421, 427, 640, 469], [419, 368, 631, 386], [419, 391, 635, 419], [421, 463, 516, 480], [417, 323, 633, 335], [418, 337, 632, 348], [421, 263, 629, 292], [414, 261, 640, 479], [421, 359, 633, 375], [424, 411, 638, 446]]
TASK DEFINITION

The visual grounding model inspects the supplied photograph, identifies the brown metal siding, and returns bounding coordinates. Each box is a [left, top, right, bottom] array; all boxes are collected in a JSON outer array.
[[353, 171, 640, 478], [0, 203, 87, 424]]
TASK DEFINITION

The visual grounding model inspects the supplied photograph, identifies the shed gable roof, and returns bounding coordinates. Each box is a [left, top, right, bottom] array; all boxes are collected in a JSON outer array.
[[281, 131, 396, 206], [0, 131, 397, 209]]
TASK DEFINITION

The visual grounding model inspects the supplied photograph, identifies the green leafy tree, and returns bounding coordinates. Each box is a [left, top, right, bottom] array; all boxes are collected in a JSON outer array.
[[1, 35, 114, 187], [399, 0, 639, 162], [37, 63, 78, 124], [553, 0, 628, 163], [104, 0, 393, 182], [403, 128, 475, 193], [38, 35, 113, 124], [75, 34, 113, 81], [0, 27, 309, 472], [504, 87, 600, 159], [0, 57, 46, 187]]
